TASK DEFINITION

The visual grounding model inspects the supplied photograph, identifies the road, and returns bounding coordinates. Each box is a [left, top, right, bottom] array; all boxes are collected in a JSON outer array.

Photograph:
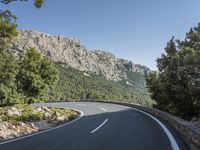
[[0, 102, 188, 150]]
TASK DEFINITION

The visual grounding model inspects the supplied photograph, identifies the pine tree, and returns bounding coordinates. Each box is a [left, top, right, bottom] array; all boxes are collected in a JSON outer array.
[[146, 24, 200, 120], [0, 10, 19, 106], [17, 48, 59, 103], [1, 0, 44, 8]]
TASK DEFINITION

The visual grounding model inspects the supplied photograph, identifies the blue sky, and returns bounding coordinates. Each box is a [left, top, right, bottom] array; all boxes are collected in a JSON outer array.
[[1, 0, 200, 70]]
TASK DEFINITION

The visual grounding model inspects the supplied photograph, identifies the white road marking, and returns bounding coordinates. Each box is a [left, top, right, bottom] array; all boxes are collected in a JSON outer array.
[[99, 107, 107, 112], [0, 108, 84, 145], [130, 107, 180, 150], [91, 119, 108, 134]]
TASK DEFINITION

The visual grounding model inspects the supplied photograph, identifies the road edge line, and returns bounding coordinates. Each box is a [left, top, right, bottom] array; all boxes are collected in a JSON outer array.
[[130, 107, 180, 150]]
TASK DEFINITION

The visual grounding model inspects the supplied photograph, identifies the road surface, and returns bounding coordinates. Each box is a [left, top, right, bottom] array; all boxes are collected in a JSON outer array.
[[0, 102, 188, 150]]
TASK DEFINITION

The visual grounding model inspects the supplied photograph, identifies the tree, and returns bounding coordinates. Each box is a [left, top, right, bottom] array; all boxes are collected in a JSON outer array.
[[0, 51, 20, 106], [0, 10, 19, 106], [0, 0, 45, 106], [1, 0, 44, 8], [17, 48, 59, 103], [146, 24, 200, 120], [0, 10, 18, 51], [0, 0, 44, 48], [145, 71, 161, 106], [177, 25, 200, 119]]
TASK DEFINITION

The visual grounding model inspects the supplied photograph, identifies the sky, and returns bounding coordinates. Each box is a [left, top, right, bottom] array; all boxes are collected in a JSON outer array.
[[1, 0, 200, 70]]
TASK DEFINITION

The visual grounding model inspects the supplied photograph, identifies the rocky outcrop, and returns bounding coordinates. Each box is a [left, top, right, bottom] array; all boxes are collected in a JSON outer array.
[[10, 30, 149, 81], [0, 121, 38, 140], [6, 107, 21, 116], [0, 106, 78, 141]]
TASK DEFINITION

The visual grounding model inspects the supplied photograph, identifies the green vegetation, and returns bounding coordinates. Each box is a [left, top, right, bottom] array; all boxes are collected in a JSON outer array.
[[49, 107, 78, 121], [0, 2, 21, 106], [1, 0, 44, 8], [120, 71, 148, 91], [50, 65, 154, 107], [146, 23, 200, 120], [0, 104, 43, 123], [0, 104, 78, 123], [17, 48, 59, 103], [0, 9, 59, 106], [0, 47, 59, 106], [0, 9, 19, 106], [0, 0, 58, 106]]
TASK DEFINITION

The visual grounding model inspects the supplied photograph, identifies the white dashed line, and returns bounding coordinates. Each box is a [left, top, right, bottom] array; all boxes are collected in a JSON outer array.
[[99, 107, 107, 112], [91, 119, 108, 134]]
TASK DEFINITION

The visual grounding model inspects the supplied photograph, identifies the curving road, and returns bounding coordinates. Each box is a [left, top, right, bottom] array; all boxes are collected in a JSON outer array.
[[0, 102, 188, 150]]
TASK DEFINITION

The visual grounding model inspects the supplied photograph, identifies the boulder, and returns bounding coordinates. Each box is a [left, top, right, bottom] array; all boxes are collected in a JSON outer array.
[[55, 111, 61, 117], [53, 111, 65, 122], [35, 107, 45, 113], [56, 116, 65, 122], [44, 112, 51, 119], [6, 107, 21, 116], [42, 106, 51, 113]]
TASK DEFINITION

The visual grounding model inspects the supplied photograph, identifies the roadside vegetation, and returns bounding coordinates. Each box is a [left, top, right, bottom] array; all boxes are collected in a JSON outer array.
[[0, 104, 77, 123], [0, 1, 59, 106], [0, 104, 78, 140], [146, 23, 200, 120]]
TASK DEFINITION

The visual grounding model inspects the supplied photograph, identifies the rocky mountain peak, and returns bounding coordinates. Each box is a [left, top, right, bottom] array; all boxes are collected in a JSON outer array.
[[10, 30, 149, 81]]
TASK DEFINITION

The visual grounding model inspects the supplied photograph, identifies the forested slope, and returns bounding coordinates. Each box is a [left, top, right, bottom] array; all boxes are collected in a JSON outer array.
[[50, 64, 154, 107]]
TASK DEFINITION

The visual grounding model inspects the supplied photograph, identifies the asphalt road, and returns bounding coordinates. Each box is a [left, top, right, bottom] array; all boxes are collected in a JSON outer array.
[[0, 102, 188, 150]]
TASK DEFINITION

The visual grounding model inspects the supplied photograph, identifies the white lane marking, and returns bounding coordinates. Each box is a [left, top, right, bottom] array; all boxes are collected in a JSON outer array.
[[130, 107, 180, 150], [99, 107, 107, 112], [0, 108, 84, 145], [90, 119, 108, 134]]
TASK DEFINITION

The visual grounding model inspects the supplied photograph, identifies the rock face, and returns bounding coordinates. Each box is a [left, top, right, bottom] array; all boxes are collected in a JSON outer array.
[[10, 30, 149, 81]]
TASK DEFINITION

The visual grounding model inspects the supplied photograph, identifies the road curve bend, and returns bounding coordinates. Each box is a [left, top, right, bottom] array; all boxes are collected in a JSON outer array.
[[0, 102, 188, 150]]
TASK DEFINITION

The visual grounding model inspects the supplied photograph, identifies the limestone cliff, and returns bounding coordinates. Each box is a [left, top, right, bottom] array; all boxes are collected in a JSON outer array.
[[10, 30, 149, 81]]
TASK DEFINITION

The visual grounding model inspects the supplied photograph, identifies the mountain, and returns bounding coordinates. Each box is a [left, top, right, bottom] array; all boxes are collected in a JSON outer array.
[[9, 30, 153, 106], [10, 30, 149, 82]]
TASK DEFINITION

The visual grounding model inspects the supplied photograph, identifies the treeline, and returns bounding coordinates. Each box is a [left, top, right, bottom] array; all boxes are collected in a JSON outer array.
[[146, 23, 200, 120], [50, 64, 154, 107]]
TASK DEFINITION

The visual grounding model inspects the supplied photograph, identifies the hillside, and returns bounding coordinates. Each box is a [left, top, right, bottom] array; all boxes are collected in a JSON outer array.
[[10, 30, 149, 82], [50, 64, 153, 106], [9, 30, 153, 106]]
